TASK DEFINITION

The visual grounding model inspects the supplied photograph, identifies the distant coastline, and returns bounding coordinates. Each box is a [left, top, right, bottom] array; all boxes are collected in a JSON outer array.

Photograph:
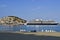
[[0, 16, 26, 26], [0, 16, 59, 26]]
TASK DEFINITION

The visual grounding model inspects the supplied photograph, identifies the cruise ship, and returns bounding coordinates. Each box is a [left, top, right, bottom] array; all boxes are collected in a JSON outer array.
[[27, 19, 58, 25]]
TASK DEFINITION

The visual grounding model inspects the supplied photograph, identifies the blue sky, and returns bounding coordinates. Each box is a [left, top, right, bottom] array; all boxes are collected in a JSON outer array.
[[0, 0, 60, 22]]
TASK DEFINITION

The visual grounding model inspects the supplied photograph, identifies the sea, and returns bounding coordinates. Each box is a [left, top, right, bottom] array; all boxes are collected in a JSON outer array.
[[0, 25, 60, 32]]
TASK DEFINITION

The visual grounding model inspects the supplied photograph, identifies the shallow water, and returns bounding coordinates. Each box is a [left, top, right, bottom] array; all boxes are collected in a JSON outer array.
[[0, 25, 60, 32]]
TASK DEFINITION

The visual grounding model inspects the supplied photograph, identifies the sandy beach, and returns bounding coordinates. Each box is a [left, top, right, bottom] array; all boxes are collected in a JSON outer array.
[[0, 32, 60, 40]]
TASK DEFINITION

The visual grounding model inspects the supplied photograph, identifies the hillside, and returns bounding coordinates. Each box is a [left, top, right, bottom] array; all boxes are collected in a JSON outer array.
[[0, 16, 26, 25]]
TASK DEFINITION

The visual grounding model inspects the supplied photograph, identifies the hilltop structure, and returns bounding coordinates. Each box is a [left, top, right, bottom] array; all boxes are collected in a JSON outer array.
[[0, 16, 26, 25]]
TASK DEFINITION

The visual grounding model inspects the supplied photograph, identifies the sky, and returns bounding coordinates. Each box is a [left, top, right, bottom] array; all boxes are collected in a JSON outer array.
[[0, 0, 60, 22]]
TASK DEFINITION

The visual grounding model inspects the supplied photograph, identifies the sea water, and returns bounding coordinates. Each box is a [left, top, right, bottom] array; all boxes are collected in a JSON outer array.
[[0, 25, 60, 32]]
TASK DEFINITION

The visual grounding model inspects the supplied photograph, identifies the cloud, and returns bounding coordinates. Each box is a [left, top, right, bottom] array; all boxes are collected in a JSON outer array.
[[32, 0, 34, 1], [0, 4, 7, 8], [32, 0, 35, 2], [32, 7, 40, 11]]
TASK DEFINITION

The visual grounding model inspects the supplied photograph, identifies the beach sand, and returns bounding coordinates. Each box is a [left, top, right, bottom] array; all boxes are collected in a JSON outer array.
[[0, 32, 60, 40]]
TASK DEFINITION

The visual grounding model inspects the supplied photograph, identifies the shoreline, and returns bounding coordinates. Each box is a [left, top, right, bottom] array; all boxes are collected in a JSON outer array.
[[0, 32, 60, 40], [0, 31, 60, 37], [13, 32, 60, 37]]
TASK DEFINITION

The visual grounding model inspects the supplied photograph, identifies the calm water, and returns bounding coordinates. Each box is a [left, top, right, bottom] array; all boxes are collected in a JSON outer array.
[[0, 25, 60, 32]]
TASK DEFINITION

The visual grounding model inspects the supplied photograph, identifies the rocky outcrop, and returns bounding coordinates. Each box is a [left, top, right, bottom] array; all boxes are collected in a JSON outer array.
[[0, 16, 26, 25]]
